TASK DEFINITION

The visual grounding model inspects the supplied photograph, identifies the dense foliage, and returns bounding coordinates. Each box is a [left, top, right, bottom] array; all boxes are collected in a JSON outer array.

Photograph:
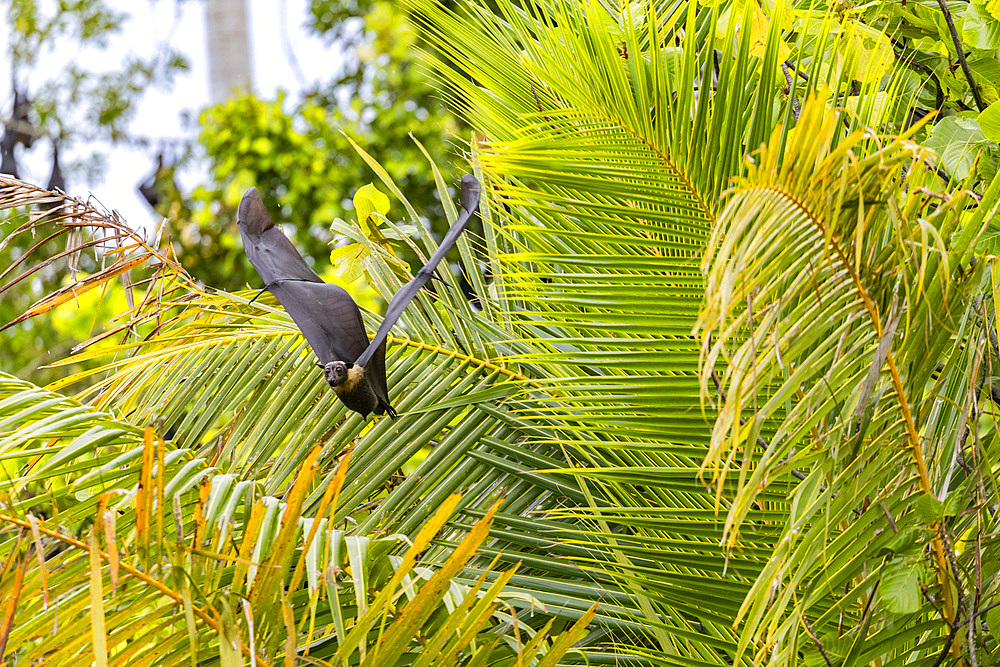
[[2, 0, 1000, 665]]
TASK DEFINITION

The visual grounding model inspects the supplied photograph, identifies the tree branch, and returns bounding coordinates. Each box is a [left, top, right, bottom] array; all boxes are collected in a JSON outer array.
[[782, 62, 801, 121], [930, 525, 966, 667], [934, 0, 986, 112]]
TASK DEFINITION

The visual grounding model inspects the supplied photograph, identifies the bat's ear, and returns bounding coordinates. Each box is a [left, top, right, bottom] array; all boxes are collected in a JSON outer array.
[[460, 174, 481, 213], [237, 187, 275, 236]]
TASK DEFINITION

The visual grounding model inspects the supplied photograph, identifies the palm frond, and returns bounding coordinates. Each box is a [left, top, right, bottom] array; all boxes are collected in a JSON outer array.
[[0, 175, 193, 332], [0, 372, 600, 664], [698, 91, 1000, 662], [2, 154, 623, 660], [6, 0, 994, 663], [407, 0, 996, 663]]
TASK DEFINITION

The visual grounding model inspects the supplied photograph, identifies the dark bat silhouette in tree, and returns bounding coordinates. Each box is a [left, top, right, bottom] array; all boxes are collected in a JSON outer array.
[[238, 173, 482, 418]]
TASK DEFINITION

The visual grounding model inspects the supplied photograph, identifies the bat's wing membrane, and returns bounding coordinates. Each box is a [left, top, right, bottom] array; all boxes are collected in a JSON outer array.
[[366, 339, 390, 413], [355, 174, 482, 368], [238, 175, 481, 416], [267, 281, 370, 366], [238, 188, 322, 285], [270, 279, 391, 411], [238, 187, 370, 366]]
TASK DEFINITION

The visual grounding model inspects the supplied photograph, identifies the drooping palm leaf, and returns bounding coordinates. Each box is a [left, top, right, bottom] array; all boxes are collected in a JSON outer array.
[[406, 0, 796, 660], [0, 371, 602, 664], [698, 90, 1000, 663], [0, 161, 621, 661]]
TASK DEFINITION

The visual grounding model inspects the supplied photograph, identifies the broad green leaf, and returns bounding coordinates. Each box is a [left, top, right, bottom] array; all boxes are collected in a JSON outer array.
[[353, 182, 390, 234], [836, 20, 894, 84], [924, 115, 989, 179], [962, 0, 1000, 49], [330, 242, 368, 282], [714, 0, 790, 60], [979, 99, 1000, 141], [913, 493, 945, 523], [988, 602, 1000, 644], [880, 559, 924, 614]]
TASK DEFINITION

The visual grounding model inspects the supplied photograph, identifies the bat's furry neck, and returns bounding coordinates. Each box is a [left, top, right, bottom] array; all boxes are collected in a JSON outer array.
[[331, 364, 380, 417], [336, 364, 366, 392]]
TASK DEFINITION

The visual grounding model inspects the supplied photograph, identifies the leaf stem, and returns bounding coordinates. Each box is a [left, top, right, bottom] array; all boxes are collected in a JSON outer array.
[[389, 334, 544, 389]]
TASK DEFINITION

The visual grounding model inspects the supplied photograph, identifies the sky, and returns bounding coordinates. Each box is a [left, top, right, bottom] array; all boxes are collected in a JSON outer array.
[[5, 0, 343, 233]]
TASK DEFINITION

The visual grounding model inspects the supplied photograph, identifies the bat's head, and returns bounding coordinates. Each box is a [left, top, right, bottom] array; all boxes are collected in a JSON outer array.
[[323, 360, 354, 388]]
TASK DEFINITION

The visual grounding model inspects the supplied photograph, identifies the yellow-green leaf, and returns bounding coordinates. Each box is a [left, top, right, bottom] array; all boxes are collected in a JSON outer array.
[[330, 243, 369, 283], [88, 530, 108, 667], [836, 20, 893, 84], [368, 498, 503, 665], [248, 444, 322, 610], [354, 183, 390, 234], [987, 0, 1000, 21]]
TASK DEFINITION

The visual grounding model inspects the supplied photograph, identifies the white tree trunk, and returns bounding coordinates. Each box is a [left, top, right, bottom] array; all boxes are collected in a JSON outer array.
[[205, 0, 253, 104]]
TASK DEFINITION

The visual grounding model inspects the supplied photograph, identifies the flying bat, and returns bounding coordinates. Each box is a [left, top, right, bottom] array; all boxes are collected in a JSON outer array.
[[238, 174, 482, 418]]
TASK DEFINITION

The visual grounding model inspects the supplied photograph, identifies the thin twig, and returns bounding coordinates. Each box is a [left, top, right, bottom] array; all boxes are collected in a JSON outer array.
[[970, 399, 985, 667], [931, 610, 964, 667], [955, 600, 1000, 630], [530, 84, 561, 134], [953, 328, 985, 479], [783, 60, 809, 82], [710, 371, 806, 484], [781, 62, 801, 121], [934, 0, 986, 111], [710, 366, 873, 518], [930, 525, 965, 667], [801, 612, 834, 667], [879, 502, 897, 534], [940, 525, 965, 607]]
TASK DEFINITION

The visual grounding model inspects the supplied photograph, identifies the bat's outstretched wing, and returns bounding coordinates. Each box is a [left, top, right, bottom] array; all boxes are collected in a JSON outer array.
[[238, 187, 322, 285], [355, 174, 482, 368], [238, 188, 370, 367], [267, 281, 370, 366]]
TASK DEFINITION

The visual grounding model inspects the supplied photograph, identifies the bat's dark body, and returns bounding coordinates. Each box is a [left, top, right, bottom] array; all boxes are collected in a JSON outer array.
[[238, 174, 482, 418]]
